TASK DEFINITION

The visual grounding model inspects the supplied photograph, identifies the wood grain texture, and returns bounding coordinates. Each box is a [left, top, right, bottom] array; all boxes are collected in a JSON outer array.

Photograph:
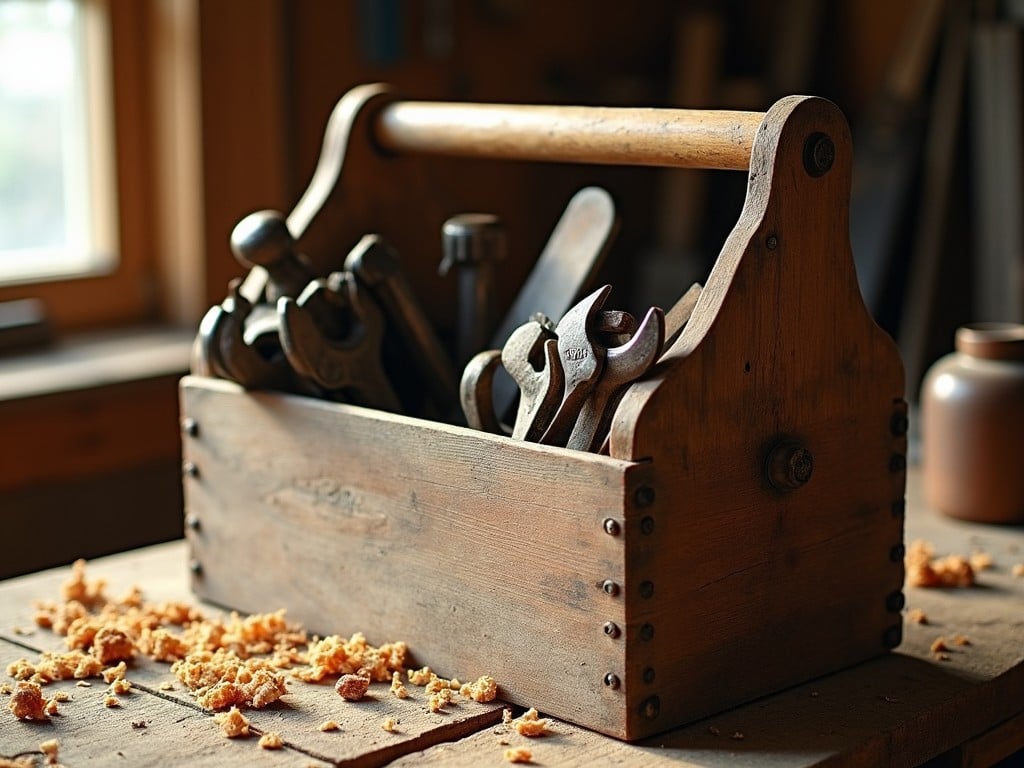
[[181, 376, 650, 738], [375, 101, 763, 171], [0, 642, 330, 767], [608, 96, 907, 738], [0, 546, 505, 768]]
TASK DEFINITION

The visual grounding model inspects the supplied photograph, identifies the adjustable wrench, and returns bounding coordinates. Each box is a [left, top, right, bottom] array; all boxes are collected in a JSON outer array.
[[278, 272, 402, 413]]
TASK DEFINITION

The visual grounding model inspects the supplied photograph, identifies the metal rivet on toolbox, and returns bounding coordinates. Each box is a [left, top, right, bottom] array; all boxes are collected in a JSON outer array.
[[603, 518, 621, 536], [639, 581, 654, 599], [640, 516, 655, 535], [891, 499, 906, 518], [882, 625, 902, 649], [601, 580, 620, 596], [602, 622, 621, 639], [182, 461, 199, 478], [181, 417, 199, 437], [767, 442, 813, 490], [885, 591, 905, 613], [603, 673, 620, 690], [640, 695, 661, 720], [889, 454, 907, 472], [643, 667, 656, 684], [803, 132, 834, 177], [890, 411, 909, 436], [640, 623, 655, 641], [185, 513, 201, 532], [890, 544, 906, 563], [188, 559, 203, 576], [634, 486, 655, 507], [766, 234, 779, 251]]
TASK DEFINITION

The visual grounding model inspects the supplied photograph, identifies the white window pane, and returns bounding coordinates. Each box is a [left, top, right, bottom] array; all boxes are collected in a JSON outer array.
[[0, 0, 117, 285]]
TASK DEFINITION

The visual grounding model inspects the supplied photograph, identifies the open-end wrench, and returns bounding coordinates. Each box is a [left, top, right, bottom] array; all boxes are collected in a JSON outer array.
[[202, 280, 293, 390], [459, 349, 504, 434], [278, 272, 402, 413], [565, 306, 665, 452], [501, 318, 564, 441], [344, 234, 459, 418], [538, 285, 612, 447]]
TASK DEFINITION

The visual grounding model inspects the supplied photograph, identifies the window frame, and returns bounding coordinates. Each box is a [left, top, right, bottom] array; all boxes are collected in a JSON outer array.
[[0, 0, 197, 332]]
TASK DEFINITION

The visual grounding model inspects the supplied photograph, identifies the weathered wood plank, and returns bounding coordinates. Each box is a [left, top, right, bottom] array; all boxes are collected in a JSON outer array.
[[181, 375, 647, 737], [377, 472, 1024, 768], [0, 546, 505, 767], [0, 639, 330, 767]]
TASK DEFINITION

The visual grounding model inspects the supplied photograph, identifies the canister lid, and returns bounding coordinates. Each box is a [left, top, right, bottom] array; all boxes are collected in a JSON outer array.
[[955, 323, 1024, 361]]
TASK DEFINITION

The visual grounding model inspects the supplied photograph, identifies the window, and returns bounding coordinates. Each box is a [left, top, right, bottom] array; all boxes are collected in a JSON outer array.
[[0, 0, 118, 285]]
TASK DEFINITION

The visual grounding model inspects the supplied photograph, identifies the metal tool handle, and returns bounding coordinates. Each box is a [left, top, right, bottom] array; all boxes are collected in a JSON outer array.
[[374, 101, 765, 171]]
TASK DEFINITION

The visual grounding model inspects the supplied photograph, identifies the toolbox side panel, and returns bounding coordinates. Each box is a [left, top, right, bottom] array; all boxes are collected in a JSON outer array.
[[180, 376, 640, 737], [614, 97, 906, 739]]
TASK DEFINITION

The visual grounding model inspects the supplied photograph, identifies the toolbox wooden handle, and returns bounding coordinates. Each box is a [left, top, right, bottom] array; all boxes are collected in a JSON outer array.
[[374, 101, 765, 171]]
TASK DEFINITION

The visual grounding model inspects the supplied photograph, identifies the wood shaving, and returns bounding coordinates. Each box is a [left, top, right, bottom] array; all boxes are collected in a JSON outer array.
[[39, 738, 59, 764], [43, 698, 59, 716], [460, 675, 498, 703], [8, 681, 47, 720], [969, 551, 993, 571], [258, 731, 283, 749], [906, 608, 928, 624], [390, 671, 409, 699], [381, 717, 398, 732], [504, 746, 533, 763], [131, 719, 148, 729], [428, 687, 454, 712], [930, 637, 949, 653], [109, 678, 132, 695], [335, 673, 370, 701], [213, 706, 249, 738], [513, 707, 552, 737], [731, 731, 745, 740], [407, 666, 433, 686], [0, 682, 11, 695], [102, 661, 127, 683], [952, 634, 971, 646], [906, 540, 975, 588], [102, 694, 121, 708], [318, 720, 339, 732], [1012, 564, 1024, 577]]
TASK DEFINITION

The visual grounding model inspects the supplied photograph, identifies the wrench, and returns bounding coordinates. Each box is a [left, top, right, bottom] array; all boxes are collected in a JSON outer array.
[[345, 234, 459, 418], [459, 349, 505, 434], [501, 318, 564, 441], [278, 272, 402, 413], [565, 306, 665, 452], [201, 279, 293, 390], [538, 285, 612, 447], [231, 210, 316, 302]]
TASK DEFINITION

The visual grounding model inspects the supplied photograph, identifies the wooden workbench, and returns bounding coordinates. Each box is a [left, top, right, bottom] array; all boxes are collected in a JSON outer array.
[[1, 470, 1022, 767]]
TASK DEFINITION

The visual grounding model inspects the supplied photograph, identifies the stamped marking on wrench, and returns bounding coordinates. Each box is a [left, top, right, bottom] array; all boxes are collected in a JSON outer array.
[[502, 318, 564, 441], [538, 285, 612, 447]]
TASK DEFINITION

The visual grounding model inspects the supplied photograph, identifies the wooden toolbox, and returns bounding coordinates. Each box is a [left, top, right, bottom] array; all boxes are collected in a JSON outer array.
[[180, 85, 907, 741]]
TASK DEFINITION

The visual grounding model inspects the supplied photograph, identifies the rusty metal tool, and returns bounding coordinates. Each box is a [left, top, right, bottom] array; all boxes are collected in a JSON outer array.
[[537, 285, 612, 447], [440, 213, 506, 367], [489, 187, 619, 421], [278, 271, 403, 413], [459, 349, 505, 433], [231, 210, 316, 302], [199, 279, 293, 390], [565, 306, 665, 452], [502, 317, 564, 441], [344, 234, 459, 417]]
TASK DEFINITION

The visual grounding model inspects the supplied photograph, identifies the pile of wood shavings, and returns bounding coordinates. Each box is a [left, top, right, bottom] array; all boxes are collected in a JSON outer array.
[[7, 559, 408, 714], [905, 540, 976, 588]]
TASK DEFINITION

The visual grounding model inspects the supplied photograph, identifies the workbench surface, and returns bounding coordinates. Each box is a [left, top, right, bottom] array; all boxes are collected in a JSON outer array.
[[1, 470, 1022, 767]]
